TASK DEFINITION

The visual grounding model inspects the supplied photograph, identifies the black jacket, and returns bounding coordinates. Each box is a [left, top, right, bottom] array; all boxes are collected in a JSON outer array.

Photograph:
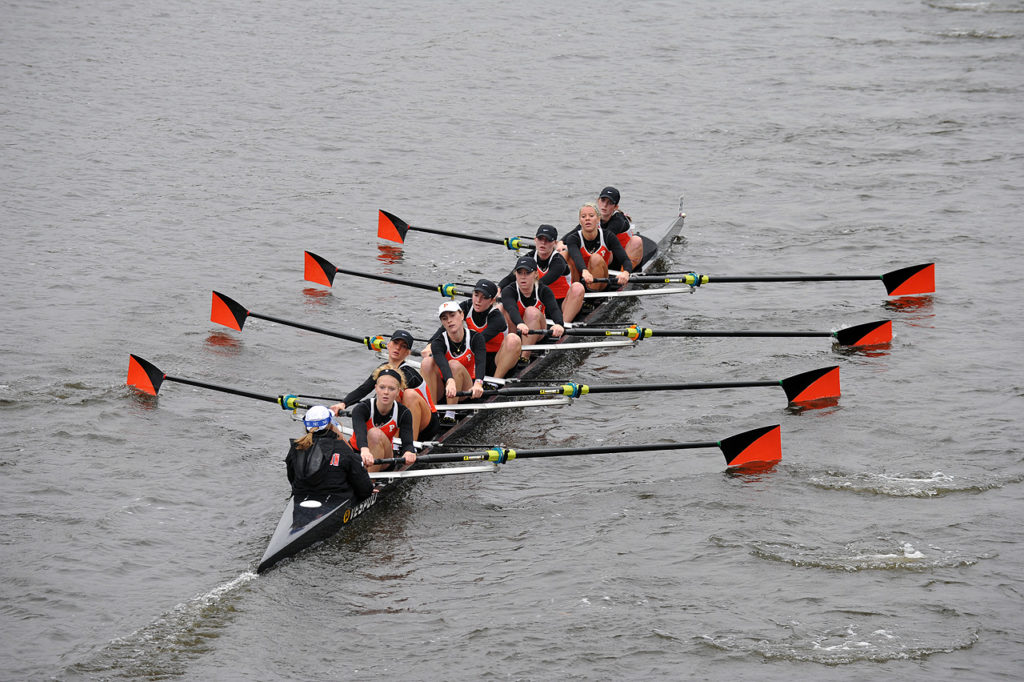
[[285, 431, 373, 501]]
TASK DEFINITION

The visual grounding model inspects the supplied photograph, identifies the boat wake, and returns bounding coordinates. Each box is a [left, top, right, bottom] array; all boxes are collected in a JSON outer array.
[[63, 572, 256, 680], [744, 538, 979, 572], [700, 619, 978, 665], [806, 469, 1022, 497]]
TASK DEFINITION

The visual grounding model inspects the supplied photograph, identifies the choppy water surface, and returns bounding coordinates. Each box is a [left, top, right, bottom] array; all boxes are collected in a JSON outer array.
[[2, 0, 1023, 679]]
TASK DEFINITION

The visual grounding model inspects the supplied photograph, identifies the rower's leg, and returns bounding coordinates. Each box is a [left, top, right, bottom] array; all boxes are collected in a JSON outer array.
[[521, 306, 546, 348], [420, 356, 442, 408], [560, 282, 586, 323], [365, 428, 393, 472], [626, 235, 644, 269], [401, 389, 430, 439], [493, 333, 522, 378], [587, 255, 609, 291], [448, 361, 473, 402]]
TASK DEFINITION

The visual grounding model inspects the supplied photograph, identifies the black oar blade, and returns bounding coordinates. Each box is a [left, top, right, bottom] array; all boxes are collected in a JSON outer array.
[[127, 354, 165, 395], [719, 425, 782, 468], [780, 366, 840, 402], [303, 251, 337, 287], [882, 263, 934, 296], [378, 209, 409, 243], [211, 291, 249, 331], [834, 320, 892, 346]]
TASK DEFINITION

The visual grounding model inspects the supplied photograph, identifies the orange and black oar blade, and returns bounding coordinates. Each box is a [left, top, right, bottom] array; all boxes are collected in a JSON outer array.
[[780, 366, 840, 402], [304, 251, 338, 287], [127, 354, 166, 395], [378, 209, 409, 243], [211, 291, 249, 330], [882, 263, 934, 296], [833, 320, 892, 347], [719, 425, 782, 468]]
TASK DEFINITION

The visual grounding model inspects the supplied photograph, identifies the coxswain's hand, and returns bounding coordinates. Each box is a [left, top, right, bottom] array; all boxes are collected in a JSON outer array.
[[360, 447, 374, 468], [516, 322, 530, 336], [403, 451, 417, 465], [582, 269, 594, 285], [471, 380, 484, 399], [445, 377, 458, 399], [616, 270, 630, 286], [330, 402, 345, 414], [550, 323, 565, 338]]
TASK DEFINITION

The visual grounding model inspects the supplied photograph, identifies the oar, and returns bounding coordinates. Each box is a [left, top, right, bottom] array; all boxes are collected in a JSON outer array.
[[531, 320, 893, 347], [374, 424, 782, 470], [210, 291, 403, 350], [304, 251, 472, 298], [609, 263, 935, 297], [379, 209, 530, 249], [126, 354, 315, 411], [456, 366, 840, 403]]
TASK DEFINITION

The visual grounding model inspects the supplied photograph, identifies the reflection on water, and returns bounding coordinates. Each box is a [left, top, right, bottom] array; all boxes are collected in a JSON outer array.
[[377, 244, 404, 265], [204, 332, 242, 353], [884, 295, 934, 314], [301, 287, 333, 302]]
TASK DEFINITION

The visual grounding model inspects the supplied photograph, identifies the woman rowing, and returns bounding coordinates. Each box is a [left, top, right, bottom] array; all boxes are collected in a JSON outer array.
[[500, 224, 587, 323], [499, 255, 565, 358], [344, 367, 417, 473], [330, 330, 439, 441], [459, 278, 522, 382], [285, 405, 373, 499], [564, 202, 634, 292], [597, 186, 643, 269], [420, 300, 487, 425]]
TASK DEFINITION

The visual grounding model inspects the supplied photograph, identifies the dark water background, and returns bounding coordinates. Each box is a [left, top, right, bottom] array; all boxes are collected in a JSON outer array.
[[2, 0, 1023, 679]]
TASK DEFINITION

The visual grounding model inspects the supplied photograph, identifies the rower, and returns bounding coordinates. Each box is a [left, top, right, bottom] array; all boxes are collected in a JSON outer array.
[[330, 329, 440, 441], [285, 405, 373, 499], [564, 202, 634, 292], [460, 278, 522, 383], [499, 225, 587, 323], [420, 300, 487, 425], [346, 367, 417, 472], [597, 186, 643, 269], [499, 255, 565, 359]]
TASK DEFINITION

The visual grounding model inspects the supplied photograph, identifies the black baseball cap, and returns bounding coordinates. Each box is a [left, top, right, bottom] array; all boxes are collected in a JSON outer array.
[[390, 330, 414, 347], [473, 279, 498, 298], [535, 224, 557, 240], [514, 256, 537, 272], [598, 186, 620, 204]]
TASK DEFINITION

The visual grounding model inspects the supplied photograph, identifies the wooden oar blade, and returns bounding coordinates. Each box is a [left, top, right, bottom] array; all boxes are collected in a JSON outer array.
[[378, 209, 409, 243], [127, 354, 165, 395], [210, 291, 249, 331], [719, 425, 782, 467], [834, 320, 892, 346], [303, 251, 337, 287], [780, 366, 840, 402], [882, 263, 934, 296]]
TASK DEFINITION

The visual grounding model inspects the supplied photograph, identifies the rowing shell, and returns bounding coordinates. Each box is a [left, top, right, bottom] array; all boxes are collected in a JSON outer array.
[[255, 208, 688, 573]]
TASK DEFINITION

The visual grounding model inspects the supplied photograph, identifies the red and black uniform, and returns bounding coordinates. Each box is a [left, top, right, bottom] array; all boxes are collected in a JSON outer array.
[[458, 299, 507, 376], [499, 281, 563, 328], [499, 251, 572, 302], [349, 398, 416, 460], [341, 363, 438, 441], [427, 327, 487, 383], [564, 226, 633, 287], [601, 210, 634, 250], [285, 430, 373, 499]]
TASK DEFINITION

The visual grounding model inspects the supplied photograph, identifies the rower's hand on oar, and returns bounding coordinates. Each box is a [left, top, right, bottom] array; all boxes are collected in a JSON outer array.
[[615, 270, 630, 286], [471, 379, 484, 399], [359, 447, 374, 468], [330, 402, 346, 414], [550, 323, 565, 338], [582, 269, 594, 285], [402, 450, 417, 465], [445, 377, 459, 399], [516, 322, 530, 336]]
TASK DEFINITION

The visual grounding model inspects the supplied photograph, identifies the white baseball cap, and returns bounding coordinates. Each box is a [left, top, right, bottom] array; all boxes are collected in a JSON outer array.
[[303, 405, 337, 431], [438, 300, 462, 317]]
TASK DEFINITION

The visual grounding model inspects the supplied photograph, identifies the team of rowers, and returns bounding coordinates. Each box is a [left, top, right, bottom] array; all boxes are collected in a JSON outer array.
[[285, 187, 643, 496]]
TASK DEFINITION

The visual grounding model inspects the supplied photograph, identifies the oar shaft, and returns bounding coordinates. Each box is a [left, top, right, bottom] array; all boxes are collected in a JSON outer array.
[[332, 266, 438, 293], [164, 374, 295, 406], [582, 380, 779, 393], [248, 311, 365, 344], [407, 223, 514, 246], [378, 441, 720, 465]]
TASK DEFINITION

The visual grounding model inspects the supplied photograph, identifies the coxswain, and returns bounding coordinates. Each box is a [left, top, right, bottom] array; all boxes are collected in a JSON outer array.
[[420, 300, 487, 425], [330, 329, 439, 442], [346, 367, 417, 472], [285, 405, 373, 500], [460, 279, 522, 382], [597, 186, 643, 269], [499, 255, 565, 359], [564, 202, 634, 292], [499, 225, 586, 323]]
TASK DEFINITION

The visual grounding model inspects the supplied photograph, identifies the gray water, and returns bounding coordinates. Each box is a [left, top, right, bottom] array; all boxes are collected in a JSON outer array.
[[2, 0, 1023, 679]]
